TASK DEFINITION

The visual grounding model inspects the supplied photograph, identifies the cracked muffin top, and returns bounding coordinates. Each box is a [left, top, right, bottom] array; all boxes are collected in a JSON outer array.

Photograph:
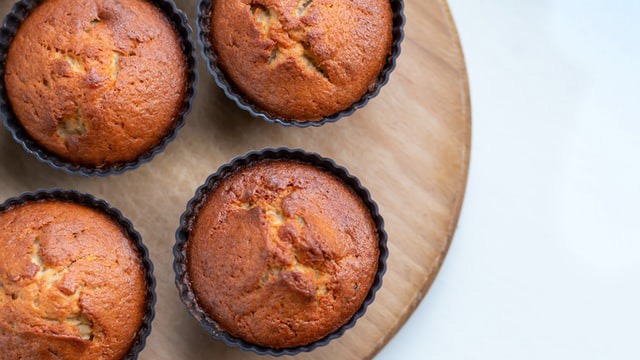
[[0, 200, 147, 359], [187, 160, 379, 348], [209, 0, 393, 121], [4, 0, 187, 167]]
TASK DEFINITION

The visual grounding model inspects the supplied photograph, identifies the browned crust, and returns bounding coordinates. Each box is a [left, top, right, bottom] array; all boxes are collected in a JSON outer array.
[[0, 201, 147, 359], [187, 160, 379, 348], [4, 0, 188, 167], [211, 0, 393, 121]]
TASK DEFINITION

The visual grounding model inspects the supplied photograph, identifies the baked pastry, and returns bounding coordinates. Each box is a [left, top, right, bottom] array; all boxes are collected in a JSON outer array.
[[187, 159, 379, 348], [0, 200, 147, 359], [209, 0, 393, 121], [4, 0, 188, 167]]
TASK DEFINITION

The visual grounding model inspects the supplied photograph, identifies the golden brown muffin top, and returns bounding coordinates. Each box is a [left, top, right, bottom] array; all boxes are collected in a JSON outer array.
[[187, 160, 379, 348], [210, 0, 393, 121], [4, 0, 187, 167], [0, 201, 147, 360]]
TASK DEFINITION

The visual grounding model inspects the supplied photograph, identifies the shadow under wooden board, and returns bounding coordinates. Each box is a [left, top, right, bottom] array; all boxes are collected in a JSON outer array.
[[0, 0, 470, 358]]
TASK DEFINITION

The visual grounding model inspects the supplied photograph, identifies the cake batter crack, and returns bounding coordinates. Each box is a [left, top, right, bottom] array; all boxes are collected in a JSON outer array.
[[297, 0, 314, 16], [249, 2, 330, 81], [235, 185, 330, 298], [27, 235, 97, 341]]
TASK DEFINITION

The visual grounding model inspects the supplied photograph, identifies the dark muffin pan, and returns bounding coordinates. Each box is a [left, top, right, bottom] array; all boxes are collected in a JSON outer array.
[[174, 147, 389, 356], [0, 0, 198, 176], [196, 0, 405, 127], [0, 189, 156, 360]]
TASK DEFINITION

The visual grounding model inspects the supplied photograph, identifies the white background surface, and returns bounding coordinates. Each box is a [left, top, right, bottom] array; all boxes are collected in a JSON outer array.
[[379, 1, 640, 359]]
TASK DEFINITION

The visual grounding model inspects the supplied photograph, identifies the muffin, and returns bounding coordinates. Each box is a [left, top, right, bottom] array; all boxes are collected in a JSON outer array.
[[4, 0, 189, 168], [207, 0, 394, 122], [0, 199, 149, 359], [185, 158, 380, 349]]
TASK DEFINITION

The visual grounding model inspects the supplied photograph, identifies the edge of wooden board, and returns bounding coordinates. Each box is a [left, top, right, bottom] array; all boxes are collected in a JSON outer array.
[[367, 0, 472, 358]]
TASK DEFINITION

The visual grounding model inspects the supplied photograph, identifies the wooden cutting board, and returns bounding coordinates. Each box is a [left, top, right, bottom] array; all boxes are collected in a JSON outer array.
[[0, 0, 470, 358]]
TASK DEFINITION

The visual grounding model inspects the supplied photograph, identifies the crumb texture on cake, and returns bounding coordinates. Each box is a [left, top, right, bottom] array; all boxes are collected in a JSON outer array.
[[187, 160, 379, 348], [4, 0, 187, 167], [210, 0, 393, 121], [0, 201, 146, 359]]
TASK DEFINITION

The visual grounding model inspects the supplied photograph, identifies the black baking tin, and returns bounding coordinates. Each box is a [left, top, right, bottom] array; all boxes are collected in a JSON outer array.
[[196, 0, 405, 127], [0, 0, 198, 176], [173, 148, 388, 356], [0, 189, 156, 359]]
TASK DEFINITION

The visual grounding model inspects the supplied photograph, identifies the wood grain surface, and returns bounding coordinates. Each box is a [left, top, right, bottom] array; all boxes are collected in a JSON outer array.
[[0, 0, 470, 359]]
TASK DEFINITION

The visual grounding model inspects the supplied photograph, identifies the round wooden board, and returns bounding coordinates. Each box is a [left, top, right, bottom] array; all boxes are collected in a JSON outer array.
[[0, 0, 470, 358]]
